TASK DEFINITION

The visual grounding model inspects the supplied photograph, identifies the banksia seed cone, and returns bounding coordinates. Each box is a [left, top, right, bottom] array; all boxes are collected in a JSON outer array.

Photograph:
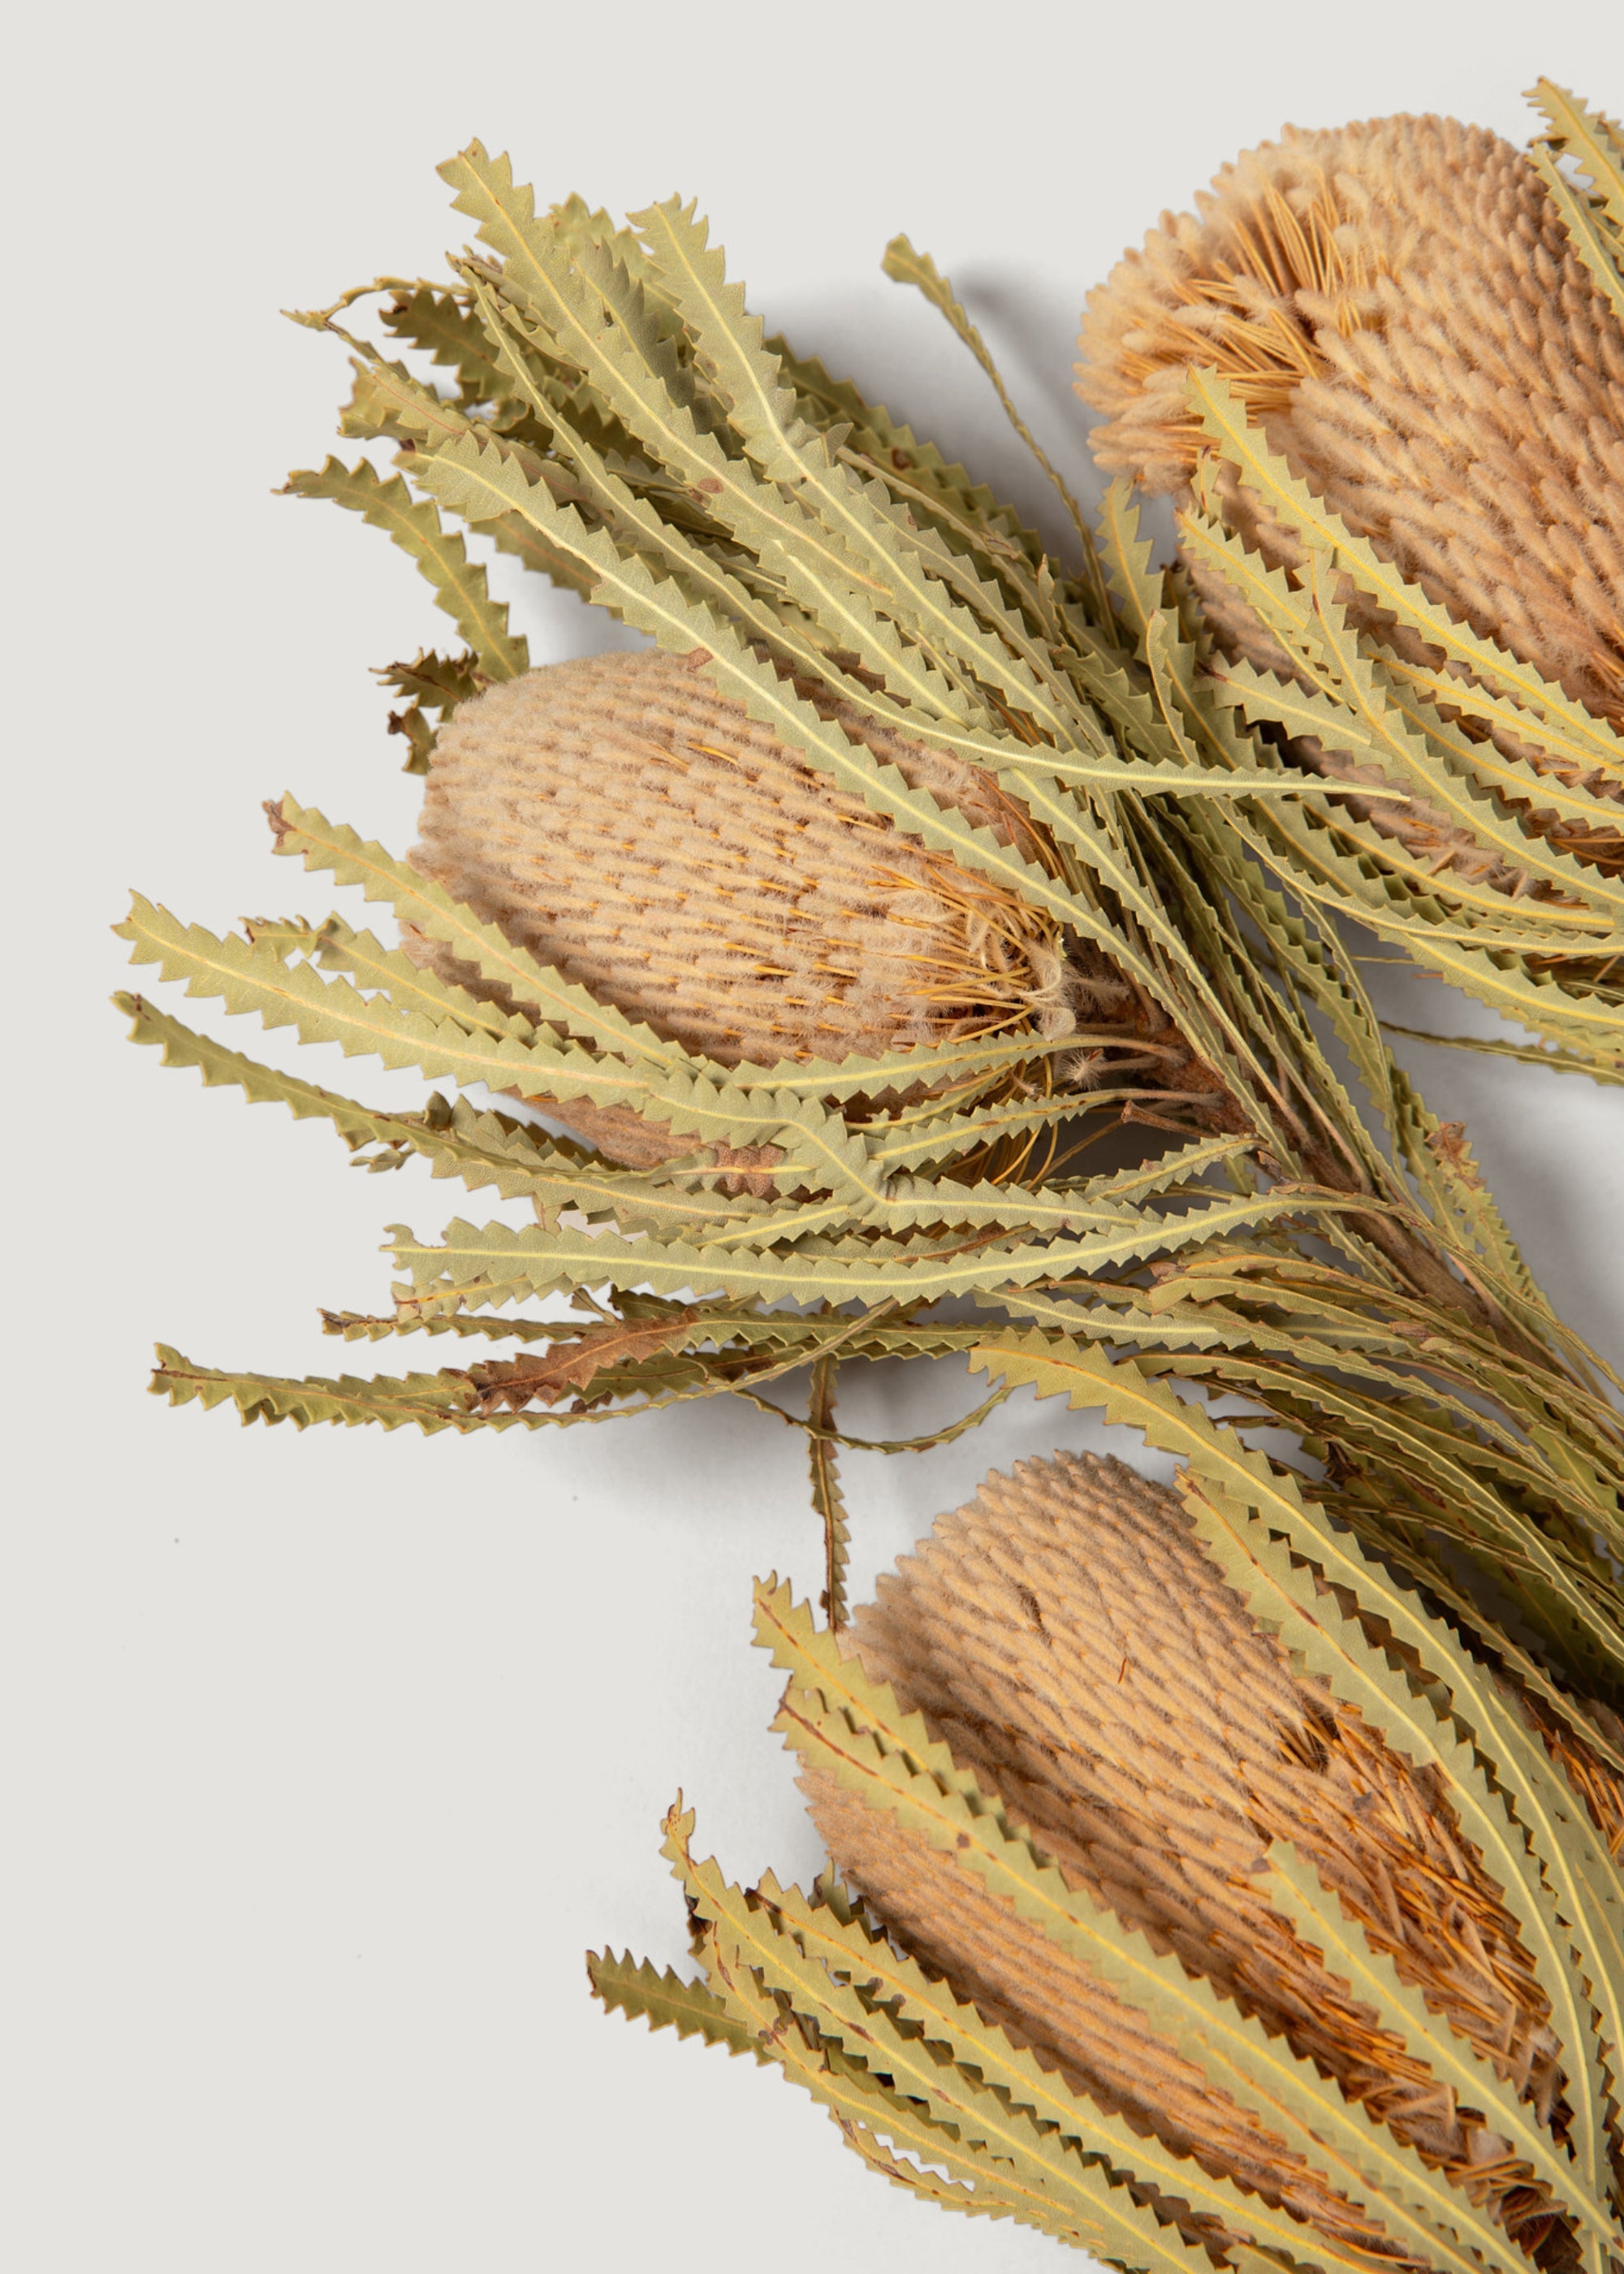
[[406, 648, 1218, 1168], [1076, 112, 1624, 875], [804, 1452, 1579, 2267], [412, 647, 1079, 1067]]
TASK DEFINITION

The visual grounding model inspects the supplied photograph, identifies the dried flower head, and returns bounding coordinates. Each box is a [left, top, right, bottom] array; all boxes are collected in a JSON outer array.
[[601, 1443, 1624, 2268], [409, 646, 1080, 1067], [806, 1451, 1583, 2267], [1078, 113, 1624, 722], [403, 646, 1236, 1169], [1077, 109, 1624, 880]]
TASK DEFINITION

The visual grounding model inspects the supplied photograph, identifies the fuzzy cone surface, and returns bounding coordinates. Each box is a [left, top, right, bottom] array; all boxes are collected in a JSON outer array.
[[411, 647, 1076, 1068]]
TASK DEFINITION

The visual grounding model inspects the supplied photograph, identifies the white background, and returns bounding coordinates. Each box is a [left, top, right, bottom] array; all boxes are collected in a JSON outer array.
[[6, 3, 1624, 2268]]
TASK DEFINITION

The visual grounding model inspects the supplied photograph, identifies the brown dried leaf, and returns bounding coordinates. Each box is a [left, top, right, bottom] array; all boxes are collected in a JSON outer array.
[[468, 1311, 703, 1411]]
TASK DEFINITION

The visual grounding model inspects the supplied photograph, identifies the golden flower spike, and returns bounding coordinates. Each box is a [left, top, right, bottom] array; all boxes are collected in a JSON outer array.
[[1078, 91, 1624, 1068], [599, 1451, 1624, 2270]]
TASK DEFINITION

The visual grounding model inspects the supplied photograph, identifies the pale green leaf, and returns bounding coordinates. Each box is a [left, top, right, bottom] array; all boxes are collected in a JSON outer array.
[[280, 456, 527, 680]]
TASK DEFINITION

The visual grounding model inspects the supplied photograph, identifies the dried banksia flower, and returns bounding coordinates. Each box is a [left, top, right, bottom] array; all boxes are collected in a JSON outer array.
[[806, 1452, 1572, 2265], [598, 1453, 1624, 2268], [404, 645, 1199, 1169], [1077, 103, 1624, 917], [409, 647, 1081, 1066], [1078, 111, 1624, 730]]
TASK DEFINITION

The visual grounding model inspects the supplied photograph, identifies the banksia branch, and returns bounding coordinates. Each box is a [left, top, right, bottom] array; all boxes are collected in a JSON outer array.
[[597, 1452, 1624, 2269], [122, 130, 1624, 1728], [106, 101, 1624, 2272]]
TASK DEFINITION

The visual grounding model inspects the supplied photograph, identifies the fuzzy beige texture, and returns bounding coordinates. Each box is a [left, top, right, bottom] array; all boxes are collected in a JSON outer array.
[[807, 1451, 1578, 2268], [409, 647, 1078, 1071], [1076, 113, 1624, 882]]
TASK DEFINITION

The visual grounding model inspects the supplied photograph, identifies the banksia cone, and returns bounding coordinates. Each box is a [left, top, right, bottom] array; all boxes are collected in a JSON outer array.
[[599, 1449, 1624, 2266], [405, 647, 1220, 1168], [411, 647, 1079, 1066], [1077, 109, 1624, 882], [800, 1453, 1594, 2268]]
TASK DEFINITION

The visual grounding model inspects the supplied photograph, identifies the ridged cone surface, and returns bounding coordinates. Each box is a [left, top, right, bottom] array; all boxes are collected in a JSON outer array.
[[410, 648, 1082, 1070], [806, 1450, 1574, 2268], [1075, 113, 1624, 880]]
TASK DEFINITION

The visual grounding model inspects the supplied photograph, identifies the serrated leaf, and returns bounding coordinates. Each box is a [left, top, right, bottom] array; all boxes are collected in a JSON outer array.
[[1529, 80, 1624, 233], [281, 456, 527, 681], [665, 1806, 1279, 2268], [586, 1950, 772, 2063], [633, 198, 1096, 752], [118, 989, 595, 1209], [378, 283, 512, 398], [1526, 139, 1624, 328], [388, 1186, 1378, 1317], [149, 1345, 501, 1433], [880, 233, 1114, 628], [686, 1902, 1063, 2239]]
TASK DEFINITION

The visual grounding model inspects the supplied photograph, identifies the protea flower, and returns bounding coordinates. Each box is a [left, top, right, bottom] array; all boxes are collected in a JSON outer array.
[[1075, 103, 1624, 905]]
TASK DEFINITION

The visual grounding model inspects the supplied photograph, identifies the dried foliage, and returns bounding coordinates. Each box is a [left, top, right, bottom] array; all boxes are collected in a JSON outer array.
[[120, 136, 1624, 1745], [1077, 85, 1624, 1069], [596, 1452, 1624, 2270]]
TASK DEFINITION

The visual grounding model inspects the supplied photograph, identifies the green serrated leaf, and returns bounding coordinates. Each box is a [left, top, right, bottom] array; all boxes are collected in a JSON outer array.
[[1529, 80, 1624, 232], [280, 456, 527, 681], [665, 1805, 1274, 2268], [586, 1950, 773, 2063], [1526, 136, 1624, 327]]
